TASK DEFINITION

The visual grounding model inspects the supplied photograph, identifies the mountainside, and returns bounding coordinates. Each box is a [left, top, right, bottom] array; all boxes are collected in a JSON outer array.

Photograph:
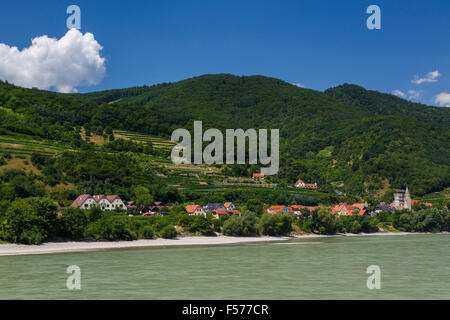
[[0, 74, 449, 198]]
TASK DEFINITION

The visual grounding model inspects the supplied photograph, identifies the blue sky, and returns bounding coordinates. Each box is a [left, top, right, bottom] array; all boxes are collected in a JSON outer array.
[[0, 0, 449, 106]]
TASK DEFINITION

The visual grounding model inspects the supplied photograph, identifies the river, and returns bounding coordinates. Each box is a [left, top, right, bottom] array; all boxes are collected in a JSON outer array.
[[1, 234, 449, 299]]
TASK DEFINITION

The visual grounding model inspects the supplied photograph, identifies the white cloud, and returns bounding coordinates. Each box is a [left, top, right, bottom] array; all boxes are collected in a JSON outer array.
[[412, 70, 440, 85], [407, 90, 420, 100], [392, 89, 421, 100], [0, 29, 105, 93], [392, 90, 406, 98], [434, 92, 450, 107], [292, 83, 304, 88]]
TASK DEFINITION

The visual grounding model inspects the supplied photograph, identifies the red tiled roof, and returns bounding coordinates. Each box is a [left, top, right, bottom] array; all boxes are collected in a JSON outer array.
[[267, 205, 286, 213], [253, 173, 265, 178], [105, 195, 120, 202], [357, 209, 367, 216], [92, 195, 105, 202], [185, 205, 200, 213], [290, 205, 318, 212], [424, 203, 433, 207], [224, 202, 233, 208], [213, 209, 241, 216], [352, 203, 365, 210], [70, 194, 92, 208]]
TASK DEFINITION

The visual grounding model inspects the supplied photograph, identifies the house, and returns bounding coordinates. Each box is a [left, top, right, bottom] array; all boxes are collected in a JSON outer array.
[[203, 203, 225, 212], [294, 179, 305, 187], [373, 202, 395, 214], [331, 203, 348, 216], [253, 173, 265, 179], [424, 202, 433, 207], [199, 182, 209, 186], [70, 194, 127, 211], [282, 207, 295, 216], [267, 205, 286, 214], [294, 179, 318, 189], [211, 209, 241, 219], [224, 202, 235, 210], [290, 205, 318, 216], [126, 201, 137, 210], [141, 202, 172, 216], [185, 205, 206, 217]]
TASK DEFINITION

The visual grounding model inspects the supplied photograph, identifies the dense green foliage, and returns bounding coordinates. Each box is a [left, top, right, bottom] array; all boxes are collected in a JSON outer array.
[[0, 74, 448, 214]]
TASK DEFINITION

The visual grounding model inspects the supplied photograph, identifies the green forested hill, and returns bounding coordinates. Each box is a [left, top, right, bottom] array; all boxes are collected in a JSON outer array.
[[325, 83, 450, 129], [0, 74, 449, 198]]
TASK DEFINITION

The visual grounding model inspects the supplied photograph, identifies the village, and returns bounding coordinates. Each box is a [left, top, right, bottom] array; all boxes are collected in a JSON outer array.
[[68, 179, 436, 219]]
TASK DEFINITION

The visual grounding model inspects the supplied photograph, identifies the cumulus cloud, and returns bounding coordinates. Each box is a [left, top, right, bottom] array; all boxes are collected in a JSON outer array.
[[292, 83, 304, 88], [392, 89, 421, 100], [0, 29, 105, 93], [412, 70, 440, 85], [392, 90, 406, 98], [434, 92, 450, 107], [407, 90, 421, 100]]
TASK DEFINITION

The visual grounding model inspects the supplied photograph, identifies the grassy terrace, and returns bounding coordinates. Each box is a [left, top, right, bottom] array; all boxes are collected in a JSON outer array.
[[0, 135, 66, 156], [114, 130, 176, 152]]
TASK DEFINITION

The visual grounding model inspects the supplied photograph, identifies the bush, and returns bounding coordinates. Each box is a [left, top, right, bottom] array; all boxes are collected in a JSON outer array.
[[258, 213, 293, 236], [86, 216, 136, 241], [0, 197, 58, 244], [178, 214, 215, 236], [222, 214, 259, 236], [160, 225, 177, 239], [141, 226, 155, 239], [57, 208, 88, 240]]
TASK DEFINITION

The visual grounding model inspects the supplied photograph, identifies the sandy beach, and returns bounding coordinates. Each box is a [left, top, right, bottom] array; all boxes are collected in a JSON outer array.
[[0, 235, 297, 256], [0, 232, 446, 257]]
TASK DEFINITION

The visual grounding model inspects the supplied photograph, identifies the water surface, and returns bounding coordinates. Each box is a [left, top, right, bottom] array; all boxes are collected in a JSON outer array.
[[1, 234, 449, 299]]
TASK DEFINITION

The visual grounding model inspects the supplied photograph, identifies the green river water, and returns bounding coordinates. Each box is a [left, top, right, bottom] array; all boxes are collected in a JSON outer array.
[[1, 234, 449, 299]]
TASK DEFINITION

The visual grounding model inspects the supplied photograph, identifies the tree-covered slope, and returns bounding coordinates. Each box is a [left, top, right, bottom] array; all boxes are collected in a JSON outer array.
[[0, 74, 449, 197], [325, 83, 450, 129]]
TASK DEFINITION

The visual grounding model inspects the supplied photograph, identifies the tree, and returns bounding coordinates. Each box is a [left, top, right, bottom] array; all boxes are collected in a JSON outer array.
[[0, 197, 58, 244], [134, 186, 154, 209]]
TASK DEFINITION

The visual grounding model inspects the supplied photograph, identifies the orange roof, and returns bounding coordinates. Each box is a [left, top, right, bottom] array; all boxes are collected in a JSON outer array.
[[253, 173, 265, 178], [331, 203, 345, 214], [411, 200, 419, 207], [424, 203, 433, 207], [267, 205, 286, 213], [352, 203, 365, 210], [185, 205, 200, 213], [290, 205, 318, 212], [224, 202, 233, 208], [268, 205, 286, 210], [213, 209, 241, 216]]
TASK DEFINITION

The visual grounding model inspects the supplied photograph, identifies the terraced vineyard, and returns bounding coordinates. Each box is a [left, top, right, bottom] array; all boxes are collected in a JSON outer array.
[[0, 135, 67, 156], [114, 130, 176, 152]]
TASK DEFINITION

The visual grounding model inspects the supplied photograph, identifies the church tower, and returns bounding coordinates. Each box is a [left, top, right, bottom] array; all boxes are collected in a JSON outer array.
[[404, 186, 411, 210]]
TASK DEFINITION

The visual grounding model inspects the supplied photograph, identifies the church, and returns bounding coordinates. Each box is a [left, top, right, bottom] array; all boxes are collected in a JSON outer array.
[[393, 187, 412, 210]]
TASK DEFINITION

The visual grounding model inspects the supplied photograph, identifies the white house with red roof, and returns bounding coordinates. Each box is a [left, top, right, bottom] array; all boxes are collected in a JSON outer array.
[[71, 194, 127, 211], [185, 205, 206, 217], [224, 202, 235, 210]]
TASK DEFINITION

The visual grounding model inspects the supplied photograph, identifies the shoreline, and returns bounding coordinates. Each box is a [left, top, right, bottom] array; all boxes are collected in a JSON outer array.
[[0, 232, 447, 257]]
